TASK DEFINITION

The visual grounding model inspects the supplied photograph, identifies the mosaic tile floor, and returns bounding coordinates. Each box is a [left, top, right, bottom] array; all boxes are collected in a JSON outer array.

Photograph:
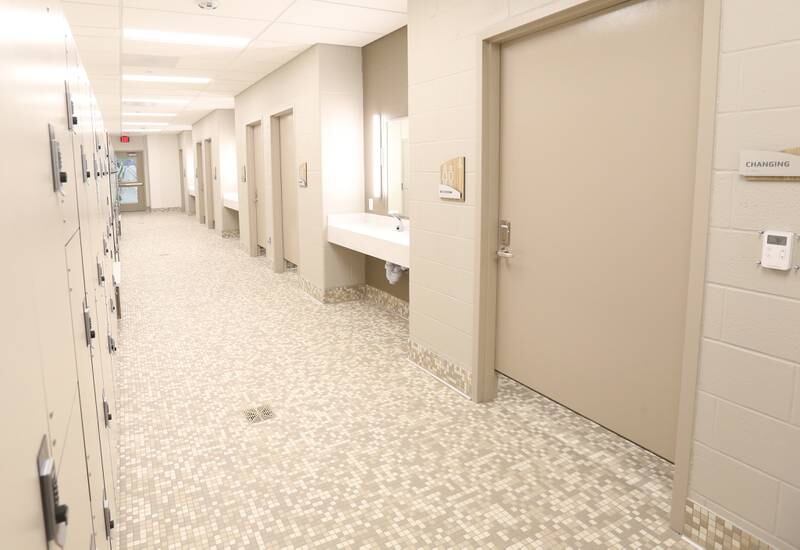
[[115, 211, 688, 549]]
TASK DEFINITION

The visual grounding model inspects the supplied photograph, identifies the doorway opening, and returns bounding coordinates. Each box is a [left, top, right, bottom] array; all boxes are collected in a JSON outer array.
[[269, 109, 298, 273], [203, 138, 215, 229], [178, 148, 186, 212], [475, 0, 720, 534], [246, 120, 267, 258], [116, 151, 147, 212], [195, 141, 205, 223]]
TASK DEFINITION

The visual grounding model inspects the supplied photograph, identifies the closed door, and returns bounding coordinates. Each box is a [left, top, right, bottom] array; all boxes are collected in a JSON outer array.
[[204, 139, 215, 229], [116, 152, 146, 212], [279, 113, 299, 266], [196, 142, 205, 223], [251, 122, 268, 249], [496, 0, 702, 460], [178, 149, 186, 211]]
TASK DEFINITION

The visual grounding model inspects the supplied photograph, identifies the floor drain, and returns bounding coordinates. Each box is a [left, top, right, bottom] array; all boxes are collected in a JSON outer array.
[[243, 405, 274, 424]]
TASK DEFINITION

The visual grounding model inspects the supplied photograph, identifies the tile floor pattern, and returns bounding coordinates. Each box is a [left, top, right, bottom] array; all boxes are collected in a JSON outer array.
[[115, 212, 689, 549]]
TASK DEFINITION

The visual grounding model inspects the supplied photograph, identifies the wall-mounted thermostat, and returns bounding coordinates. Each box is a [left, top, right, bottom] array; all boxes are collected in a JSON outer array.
[[760, 230, 795, 271]]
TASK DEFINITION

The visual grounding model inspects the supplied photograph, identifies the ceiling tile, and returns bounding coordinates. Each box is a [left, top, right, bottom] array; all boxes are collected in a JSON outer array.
[[259, 22, 381, 47], [122, 8, 267, 37], [279, 0, 406, 34], [320, 0, 407, 11], [63, 3, 119, 28], [70, 25, 120, 38], [122, 0, 294, 21]]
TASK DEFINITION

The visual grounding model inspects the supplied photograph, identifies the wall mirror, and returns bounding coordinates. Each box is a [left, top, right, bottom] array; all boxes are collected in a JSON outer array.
[[383, 116, 409, 216]]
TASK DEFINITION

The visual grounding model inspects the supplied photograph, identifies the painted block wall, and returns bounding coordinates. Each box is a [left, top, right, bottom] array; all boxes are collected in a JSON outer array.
[[688, 1, 800, 548], [234, 46, 322, 282], [192, 109, 237, 233], [407, 0, 798, 546], [235, 45, 365, 293]]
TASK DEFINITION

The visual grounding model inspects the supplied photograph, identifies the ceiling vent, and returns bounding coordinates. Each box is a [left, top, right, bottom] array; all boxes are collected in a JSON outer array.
[[198, 0, 219, 10]]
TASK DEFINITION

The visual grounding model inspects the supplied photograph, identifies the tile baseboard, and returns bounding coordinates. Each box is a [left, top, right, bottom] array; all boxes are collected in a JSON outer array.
[[297, 276, 365, 304], [408, 340, 472, 397], [684, 500, 772, 550], [364, 285, 409, 320]]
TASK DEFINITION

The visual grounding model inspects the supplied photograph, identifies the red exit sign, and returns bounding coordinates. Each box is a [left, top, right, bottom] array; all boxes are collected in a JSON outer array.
[[119, 135, 130, 143]]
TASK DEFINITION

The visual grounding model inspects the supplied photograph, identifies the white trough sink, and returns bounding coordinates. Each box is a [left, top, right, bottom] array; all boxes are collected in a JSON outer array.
[[327, 213, 410, 268]]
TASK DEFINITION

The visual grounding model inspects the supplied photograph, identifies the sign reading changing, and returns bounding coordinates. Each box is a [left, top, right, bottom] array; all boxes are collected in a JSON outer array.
[[739, 148, 800, 180]]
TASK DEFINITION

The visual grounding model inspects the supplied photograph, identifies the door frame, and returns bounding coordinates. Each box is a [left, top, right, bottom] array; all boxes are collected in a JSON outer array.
[[473, 0, 721, 534], [269, 107, 294, 274], [117, 149, 148, 212], [203, 138, 215, 229], [195, 141, 205, 223], [178, 148, 186, 212], [245, 118, 264, 258]]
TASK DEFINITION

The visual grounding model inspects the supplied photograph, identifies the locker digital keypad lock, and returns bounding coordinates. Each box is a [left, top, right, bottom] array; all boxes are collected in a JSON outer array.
[[48, 124, 67, 193], [38, 436, 69, 548]]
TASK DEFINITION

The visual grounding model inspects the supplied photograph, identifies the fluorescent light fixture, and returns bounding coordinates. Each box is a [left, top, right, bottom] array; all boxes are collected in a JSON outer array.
[[124, 28, 249, 49], [122, 128, 162, 133], [123, 74, 210, 84], [123, 112, 177, 117], [122, 121, 169, 126], [123, 97, 189, 105]]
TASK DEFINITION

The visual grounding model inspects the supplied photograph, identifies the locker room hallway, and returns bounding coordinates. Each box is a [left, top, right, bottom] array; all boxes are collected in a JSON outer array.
[[113, 211, 683, 549]]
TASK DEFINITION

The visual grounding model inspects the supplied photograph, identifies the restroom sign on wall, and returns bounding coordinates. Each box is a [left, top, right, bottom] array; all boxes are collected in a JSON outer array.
[[739, 148, 800, 181], [440, 156, 465, 200]]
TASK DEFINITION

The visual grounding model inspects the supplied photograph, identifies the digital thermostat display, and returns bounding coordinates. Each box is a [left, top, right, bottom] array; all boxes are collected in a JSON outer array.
[[761, 230, 795, 271], [767, 235, 788, 246]]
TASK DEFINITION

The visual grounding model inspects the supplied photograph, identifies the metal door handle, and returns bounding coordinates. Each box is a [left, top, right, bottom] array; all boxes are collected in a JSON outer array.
[[497, 248, 514, 258]]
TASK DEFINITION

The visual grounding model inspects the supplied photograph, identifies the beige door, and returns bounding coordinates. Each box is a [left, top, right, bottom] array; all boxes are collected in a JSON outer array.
[[196, 142, 205, 223], [279, 113, 299, 266], [496, 0, 702, 460], [178, 149, 186, 211], [251, 122, 268, 249], [117, 151, 147, 212], [204, 139, 215, 229]]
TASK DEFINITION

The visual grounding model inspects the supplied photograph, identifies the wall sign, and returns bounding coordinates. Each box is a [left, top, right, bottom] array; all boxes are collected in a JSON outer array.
[[739, 148, 800, 181], [119, 135, 130, 144], [440, 157, 465, 201]]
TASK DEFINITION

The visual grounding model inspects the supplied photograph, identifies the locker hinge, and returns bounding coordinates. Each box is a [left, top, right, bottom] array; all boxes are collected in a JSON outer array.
[[102, 492, 114, 539], [82, 302, 95, 346], [80, 145, 88, 183], [64, 81, 77, 130], [102, 393, 112, 427], [96, 259, 105, 285], [48, 124, 68, 193]]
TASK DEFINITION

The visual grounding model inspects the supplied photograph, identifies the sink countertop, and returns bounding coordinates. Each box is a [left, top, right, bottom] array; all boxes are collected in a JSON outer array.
[[327, 213, 410, 268]]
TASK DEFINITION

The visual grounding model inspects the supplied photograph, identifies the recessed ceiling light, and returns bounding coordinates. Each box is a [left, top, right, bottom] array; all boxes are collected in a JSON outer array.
[[123, 97, 189, 105], [123, 74, 210, 84], [122, 121, 169, 126], [122, 112, 177, 117], [197, 0, 219, 11], [124, 28, 248, 49]]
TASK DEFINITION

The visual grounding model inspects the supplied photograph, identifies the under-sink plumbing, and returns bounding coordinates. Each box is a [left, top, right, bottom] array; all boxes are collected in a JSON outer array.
[[385, 261, 408, 285]]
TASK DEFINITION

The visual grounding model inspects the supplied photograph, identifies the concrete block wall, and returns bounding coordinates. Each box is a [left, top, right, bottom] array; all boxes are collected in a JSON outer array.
[[688, 1, 800, 548]]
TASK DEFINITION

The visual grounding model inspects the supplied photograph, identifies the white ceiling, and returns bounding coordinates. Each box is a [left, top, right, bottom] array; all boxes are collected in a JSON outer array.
[[63, 0, 407, 134]]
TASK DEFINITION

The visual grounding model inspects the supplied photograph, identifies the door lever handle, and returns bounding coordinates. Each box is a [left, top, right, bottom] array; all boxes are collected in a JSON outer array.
[[497, 248, 514, 258]]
